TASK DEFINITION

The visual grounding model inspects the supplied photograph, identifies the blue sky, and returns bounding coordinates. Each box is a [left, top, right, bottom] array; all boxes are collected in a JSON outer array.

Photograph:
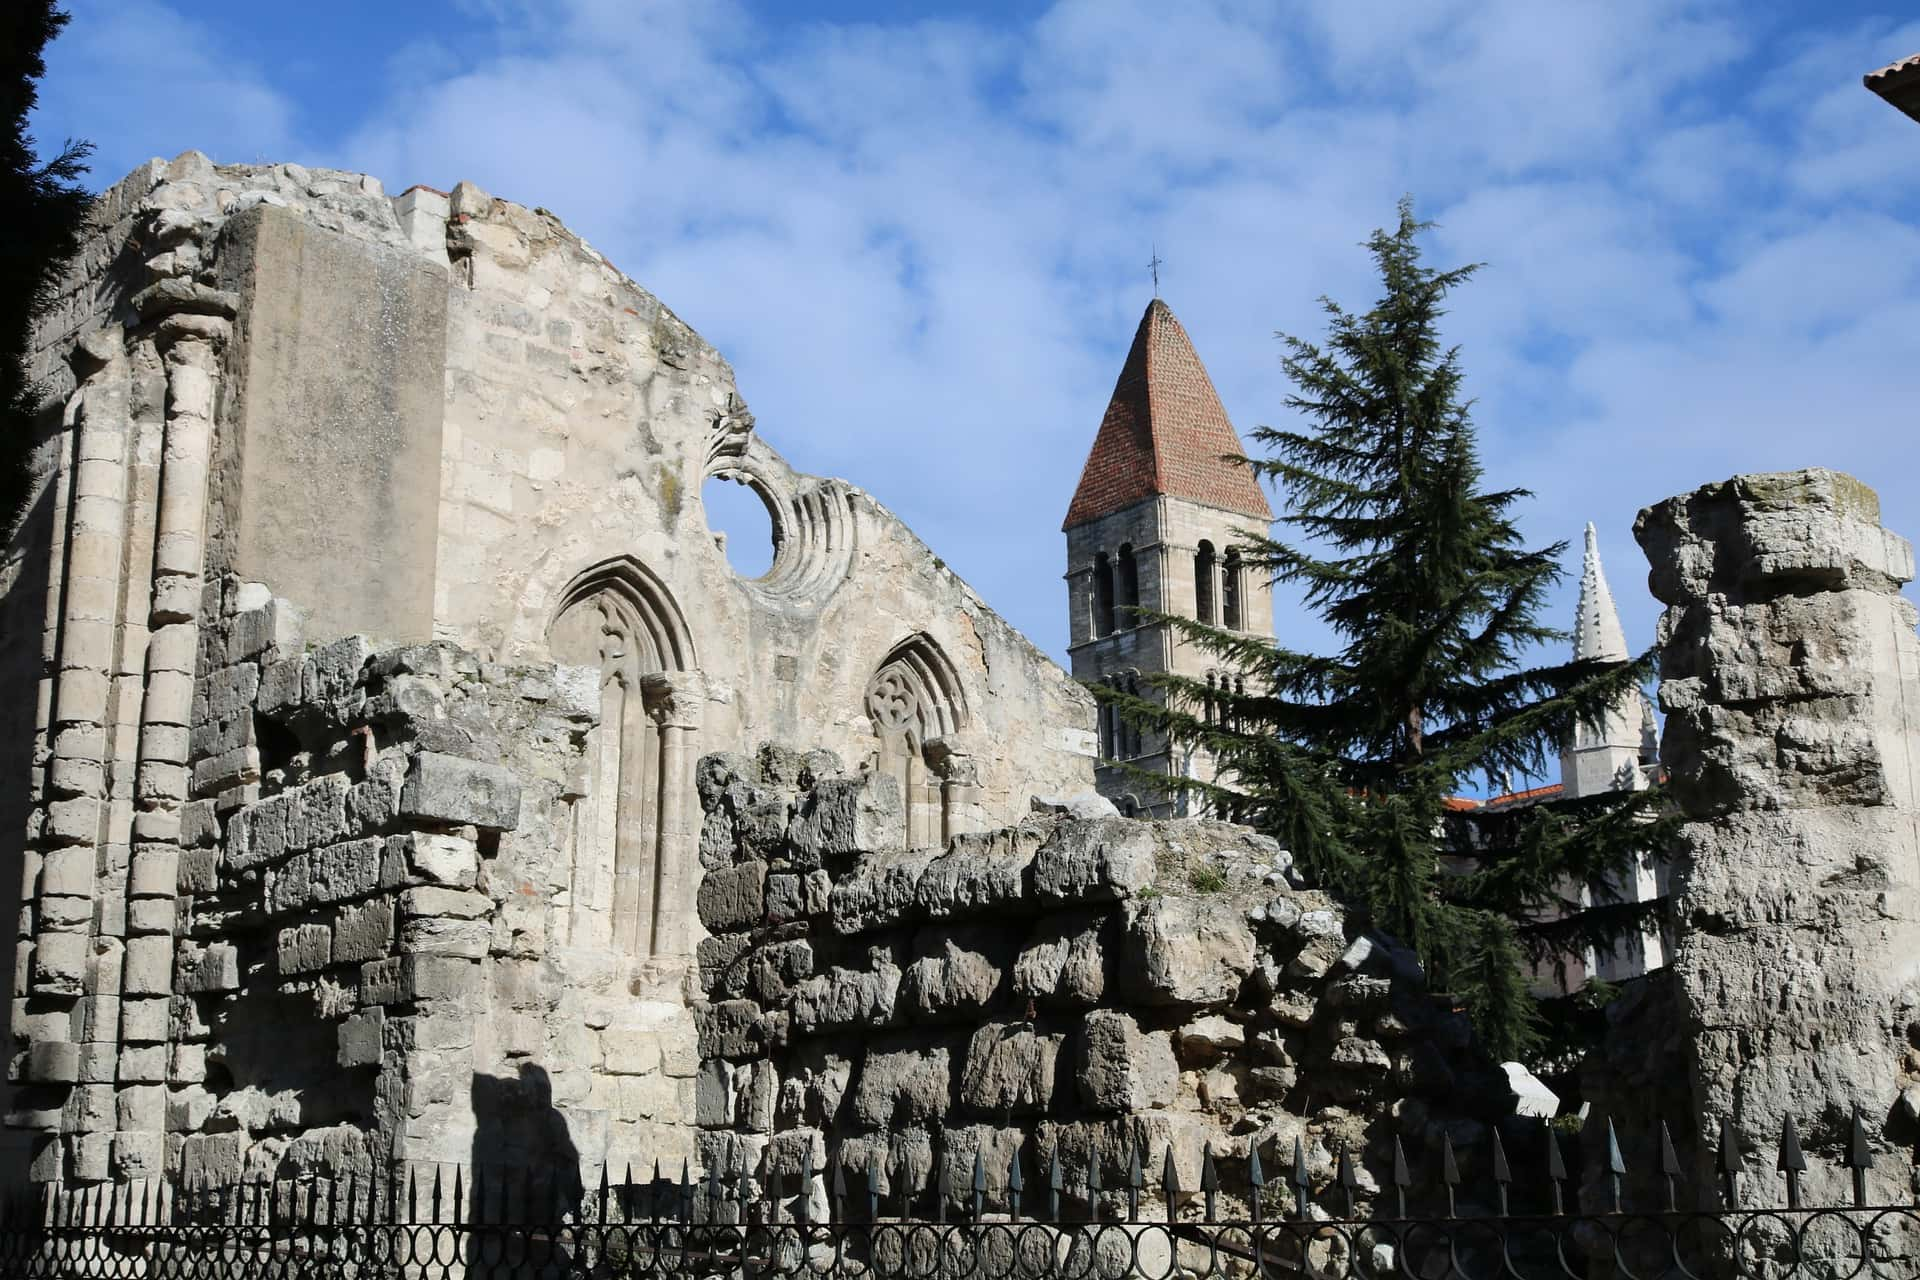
[[30, 1, 1920, 692]]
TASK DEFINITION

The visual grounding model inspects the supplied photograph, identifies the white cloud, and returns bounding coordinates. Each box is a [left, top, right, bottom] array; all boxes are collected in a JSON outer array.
[[30, 0, 1920, 678], [38, 0, 298, 181]]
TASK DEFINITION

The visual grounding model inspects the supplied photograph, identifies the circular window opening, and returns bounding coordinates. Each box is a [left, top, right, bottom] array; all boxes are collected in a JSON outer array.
[[702, 473, 778, 579]]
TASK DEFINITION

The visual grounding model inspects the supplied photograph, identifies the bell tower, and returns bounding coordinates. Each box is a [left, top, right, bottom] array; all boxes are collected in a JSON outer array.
[[1062, 298, 1273, 815]]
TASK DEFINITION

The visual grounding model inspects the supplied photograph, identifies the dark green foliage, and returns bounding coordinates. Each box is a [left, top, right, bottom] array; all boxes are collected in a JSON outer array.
[[2, 3, 92, 532], [1102, 198, 1674, 1061]]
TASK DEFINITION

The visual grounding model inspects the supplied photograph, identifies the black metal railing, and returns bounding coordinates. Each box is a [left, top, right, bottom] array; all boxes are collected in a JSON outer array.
[[1, 1113, 1916, 1277]]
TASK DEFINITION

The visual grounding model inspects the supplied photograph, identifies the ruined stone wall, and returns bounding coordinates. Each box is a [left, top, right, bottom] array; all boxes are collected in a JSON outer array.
[[1, 152, 1098, 1186], [689, 745, 1516, 1221], [1632, 469, 1920, 1204]]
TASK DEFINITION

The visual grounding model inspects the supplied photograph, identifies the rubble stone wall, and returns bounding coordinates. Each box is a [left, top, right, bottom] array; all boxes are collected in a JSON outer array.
[[689, 746, 1513, 1219], [1633, 468, 1920, 1204]]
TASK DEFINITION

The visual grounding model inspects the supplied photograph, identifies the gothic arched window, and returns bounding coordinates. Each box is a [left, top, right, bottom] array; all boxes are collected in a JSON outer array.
[[866, 634, 969, 848], [1222, 547, 1243, 631], [548, 558, 699, 959], [1195, 541, 1216, 624], [1092, 553, 1116, 638], [1117, 543, 1139, 624]]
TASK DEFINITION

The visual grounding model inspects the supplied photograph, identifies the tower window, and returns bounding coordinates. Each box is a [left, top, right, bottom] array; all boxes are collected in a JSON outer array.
[[1222, 547, 1242, 631], [1117, 543, 1139, 624], [1195, 540, 1215, 624], [1093, 553, 1116, 637]]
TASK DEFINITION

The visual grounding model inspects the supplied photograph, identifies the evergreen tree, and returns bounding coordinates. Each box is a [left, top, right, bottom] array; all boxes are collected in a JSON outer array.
[[2, 2, 91, 531], [1105, 198, 1673, 1060]]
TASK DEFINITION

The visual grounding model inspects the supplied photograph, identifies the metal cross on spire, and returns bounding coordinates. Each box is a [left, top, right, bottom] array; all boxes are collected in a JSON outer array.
[[1148, 245, 1163, 297]]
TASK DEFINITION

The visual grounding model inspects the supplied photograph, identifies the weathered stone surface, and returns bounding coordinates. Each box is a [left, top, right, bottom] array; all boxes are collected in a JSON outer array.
[[1077, 1010, 1178, 1113], [1121, 896, 1256, 1006], [916, 826, 1041, 919], [958, 1023, 1062, 1116], [697, 861, 768, 933], [790, 961, 901, 1034], [828, 847, 938, 936], [849, 1043, 951, 1128], [1012, 912, 1108, 1006], [1031, 818, 1157, 902], [790, 774, 905, 864], [399, 752, 522, 830], [900, 929, 1007, 1020], [1627, 469, 1920, 1206]]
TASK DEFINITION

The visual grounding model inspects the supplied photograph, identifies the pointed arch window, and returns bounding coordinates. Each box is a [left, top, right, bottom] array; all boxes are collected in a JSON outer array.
[[1117, 543, 1139, 625], [866, 634, 970, 848], [1194, 541, 1216, 625], [1222, 547, 1243, 632], [1092, 553, 1116, 637], [548, 559, 699, 959]]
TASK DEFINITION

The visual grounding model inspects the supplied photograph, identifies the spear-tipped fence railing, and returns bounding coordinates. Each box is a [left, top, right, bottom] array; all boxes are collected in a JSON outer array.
[[1, 1111, 1916, 1278]]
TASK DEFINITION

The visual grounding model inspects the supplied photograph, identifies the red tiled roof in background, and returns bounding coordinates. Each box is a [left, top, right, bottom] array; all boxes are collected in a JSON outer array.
[[1063, 299, 1274, 530], [1448, 782, 1567, 813]]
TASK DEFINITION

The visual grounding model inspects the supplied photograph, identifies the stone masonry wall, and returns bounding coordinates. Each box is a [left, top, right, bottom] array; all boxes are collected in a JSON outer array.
[[7, 575, 703, 1187], [690, 745, 1516, 1224], [1633, 468, 1920, 1205]]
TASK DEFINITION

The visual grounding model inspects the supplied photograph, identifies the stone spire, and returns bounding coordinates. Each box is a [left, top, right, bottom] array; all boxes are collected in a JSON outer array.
[[1561, 522, 1648, 800], [1573, 523, 1630, 663]]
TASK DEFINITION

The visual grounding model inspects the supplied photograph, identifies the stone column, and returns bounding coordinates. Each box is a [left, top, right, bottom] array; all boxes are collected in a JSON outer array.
[[114, 320, 225, 1180], [642, 672, 704, 958], [923, 738, 981, 845], [1635, 468, 1920, 1203]]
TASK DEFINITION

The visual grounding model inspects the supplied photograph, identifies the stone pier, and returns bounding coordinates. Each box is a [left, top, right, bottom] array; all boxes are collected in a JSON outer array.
[[1636, 468, 1920, 1202]]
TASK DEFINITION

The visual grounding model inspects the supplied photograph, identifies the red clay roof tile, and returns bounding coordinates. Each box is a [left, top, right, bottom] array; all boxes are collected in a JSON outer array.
[[1063, 299, 1273, 530]]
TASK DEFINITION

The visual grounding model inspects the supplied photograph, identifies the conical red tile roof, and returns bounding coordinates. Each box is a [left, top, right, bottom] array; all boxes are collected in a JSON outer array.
[[1062, 298, 1272, 530]]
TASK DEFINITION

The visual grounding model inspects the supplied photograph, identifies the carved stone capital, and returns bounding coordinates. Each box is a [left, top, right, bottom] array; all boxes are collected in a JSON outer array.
[[641, 671, 706, 729], [922, 736, 977, 785]]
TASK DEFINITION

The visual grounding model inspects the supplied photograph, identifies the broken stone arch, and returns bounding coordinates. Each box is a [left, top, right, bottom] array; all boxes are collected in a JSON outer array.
[[702, 404, 857, 602], [547, 557, 704, 959], [865, 633, 981, 847]]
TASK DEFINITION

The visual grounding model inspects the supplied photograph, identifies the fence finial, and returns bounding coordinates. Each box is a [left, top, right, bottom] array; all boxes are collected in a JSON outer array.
[[1777, 1114, 1807, 1210]]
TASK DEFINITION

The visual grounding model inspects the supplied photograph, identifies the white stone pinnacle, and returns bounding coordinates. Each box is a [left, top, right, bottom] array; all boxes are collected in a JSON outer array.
[[1573, 522, 1630, 663]]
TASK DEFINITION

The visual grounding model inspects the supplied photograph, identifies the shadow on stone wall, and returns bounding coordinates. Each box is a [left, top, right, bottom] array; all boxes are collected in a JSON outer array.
[[469, 1063, 584, 1223]]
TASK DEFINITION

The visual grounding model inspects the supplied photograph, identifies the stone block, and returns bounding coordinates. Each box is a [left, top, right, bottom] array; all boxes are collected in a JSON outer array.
[[228, 792, 291, 872], [338, 1008, 386, 1068], [1076, 1010, 1177, 1112], [1012, 912, 1109, 1006], [177, 943, 239, 993], [288, 772, 352, 851], [747, 939, 814, 1004], [333, 896, 396, 963], [399, 915, 491, 958], [1121, 896, 1256, 1006], [789, 773, 904, 864], [27, 1041, 79, 1084], [399, 886, 492, 919], [900, 927, 1008, 1020], [1032, 818, 1158, 902], [400, 752, 522, 830], [789, 962, 902, 1034], [849, 1042, 951, 1129], [122, 935, 175, 995], [697, 999, 771, 1061], [916, 826, 1041, 919], [697, 860, 767, 933], [361, 954, 478, 1006], [828, 847, 938, 935], [958, 1023, 1062, 1116], [400, 831, 479, 887], [764, 869, 831, 922], [307, 836, 395, 905], [277, 923, 333, 974]]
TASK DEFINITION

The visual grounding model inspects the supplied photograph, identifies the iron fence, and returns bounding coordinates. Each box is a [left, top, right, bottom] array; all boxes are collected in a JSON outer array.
[[0, 1113, 1916, 1278]]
